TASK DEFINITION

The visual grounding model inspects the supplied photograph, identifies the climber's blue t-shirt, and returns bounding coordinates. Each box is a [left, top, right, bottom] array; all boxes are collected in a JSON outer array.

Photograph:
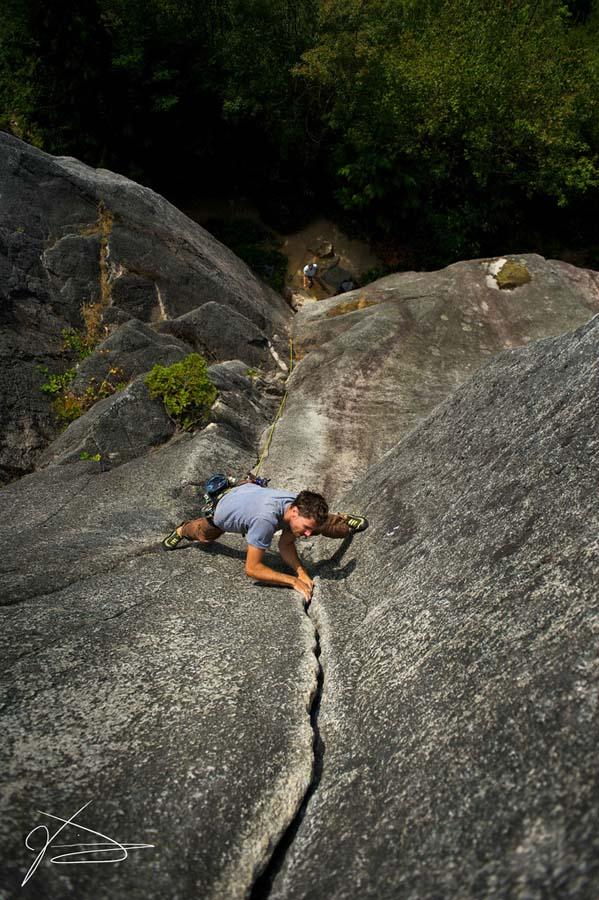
[[213, 483, 296, 549]]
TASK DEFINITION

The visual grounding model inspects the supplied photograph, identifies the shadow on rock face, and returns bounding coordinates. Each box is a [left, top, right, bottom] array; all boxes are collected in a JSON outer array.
[[0, 132, 291, 481], [268, 315, 599, 900], [311, 535, 358, 582], [173, 539, 247, 565]]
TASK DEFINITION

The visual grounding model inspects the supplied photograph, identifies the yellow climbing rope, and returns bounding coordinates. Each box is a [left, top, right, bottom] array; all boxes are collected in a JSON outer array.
[[254, 337, 294, 475]]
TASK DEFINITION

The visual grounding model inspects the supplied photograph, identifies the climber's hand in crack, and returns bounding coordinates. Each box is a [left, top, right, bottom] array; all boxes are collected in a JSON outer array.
[[292, 576, 313, 602], [278, 531, 314, 601], [297, 567, 314, 594], [245, 545, 313, 601]]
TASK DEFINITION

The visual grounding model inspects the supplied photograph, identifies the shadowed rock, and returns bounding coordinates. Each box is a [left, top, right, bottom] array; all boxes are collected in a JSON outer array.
[[0, 133, 290, 481], [37, 360, 279, 470], [36, 377, 176, 469], [261, 254, 599, 501], [269, 315, 599, 899], [207, 360, 284, 450], [154, 301, 275, 368], [70, 319, 192, 394]]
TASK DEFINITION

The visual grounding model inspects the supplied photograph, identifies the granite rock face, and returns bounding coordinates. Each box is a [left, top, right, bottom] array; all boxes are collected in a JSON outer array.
[[0, 422, 318, 900], [268, 315, 599, 899], [3, 132, 599, 900], [36, 376, 176, 469], [1, 303, 598, 897], [261, 254, 599, 501], [207, 360, 284, 451], [0, 133, 290, 481]]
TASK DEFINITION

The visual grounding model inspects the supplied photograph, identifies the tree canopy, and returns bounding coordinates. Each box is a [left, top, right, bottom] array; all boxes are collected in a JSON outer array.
[[1, 0, 598, 265]]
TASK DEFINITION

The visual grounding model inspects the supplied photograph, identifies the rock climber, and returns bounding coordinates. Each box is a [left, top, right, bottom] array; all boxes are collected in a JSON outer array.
[[303, 258, 319, 290], [162, 483, 368, 602]]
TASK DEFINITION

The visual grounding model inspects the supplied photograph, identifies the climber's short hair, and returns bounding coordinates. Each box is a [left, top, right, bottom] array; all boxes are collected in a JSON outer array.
[[292, 490, 329, 525]]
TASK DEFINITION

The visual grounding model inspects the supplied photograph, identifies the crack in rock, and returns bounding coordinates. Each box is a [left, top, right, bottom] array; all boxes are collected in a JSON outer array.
[[0, 542, 165, 610], [28, 474, 97, 529], [249, 589, 325, 899]]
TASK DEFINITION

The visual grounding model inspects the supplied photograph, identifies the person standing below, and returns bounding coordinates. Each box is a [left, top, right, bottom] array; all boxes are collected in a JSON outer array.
[[162, 485, 368, 602], [303, 258, 319, 290]]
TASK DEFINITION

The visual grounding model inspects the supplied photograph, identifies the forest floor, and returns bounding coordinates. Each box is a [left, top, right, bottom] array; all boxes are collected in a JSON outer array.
[[183, 197, 383, 301]]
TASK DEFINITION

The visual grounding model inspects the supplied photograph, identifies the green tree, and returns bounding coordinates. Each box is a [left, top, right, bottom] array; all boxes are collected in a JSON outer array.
[[0, 0, 113, 156], [2, 0, 598, 263], [297, 0, 599, 260], [0, 0, 317, 193]]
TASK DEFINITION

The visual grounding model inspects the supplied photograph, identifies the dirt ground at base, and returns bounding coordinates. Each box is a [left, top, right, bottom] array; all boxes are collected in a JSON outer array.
[[183, 197, 383, 302]]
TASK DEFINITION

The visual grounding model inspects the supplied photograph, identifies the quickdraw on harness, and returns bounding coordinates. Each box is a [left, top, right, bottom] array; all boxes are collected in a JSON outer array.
[[200, 471, 270, 520]]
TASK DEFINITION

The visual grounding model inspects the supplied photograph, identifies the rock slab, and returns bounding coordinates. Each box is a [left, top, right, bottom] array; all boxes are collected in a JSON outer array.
[[270, 315, 599, 899], [0, 424, 317, 899], [262, 254, 599, 501]]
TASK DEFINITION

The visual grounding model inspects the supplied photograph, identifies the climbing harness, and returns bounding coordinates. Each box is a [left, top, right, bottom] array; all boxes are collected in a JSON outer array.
[[200, 473, 237, 519]]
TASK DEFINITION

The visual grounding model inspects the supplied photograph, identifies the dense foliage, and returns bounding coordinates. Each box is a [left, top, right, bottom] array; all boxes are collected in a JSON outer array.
[[299, 0, 599, 259], [37, 325, 125, 423], [145, 354, 217, 430], [2, 0, 598, 265]]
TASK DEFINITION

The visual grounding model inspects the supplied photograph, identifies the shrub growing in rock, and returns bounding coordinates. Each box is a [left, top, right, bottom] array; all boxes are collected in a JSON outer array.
[[39, 365, 127, 424], [39, 366, 76, 398], [144, 353, 217, 431]]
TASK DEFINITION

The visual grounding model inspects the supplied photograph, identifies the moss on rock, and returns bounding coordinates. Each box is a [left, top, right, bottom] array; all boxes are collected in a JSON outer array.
[[496, 259, 532, 289], [326, 296, 378, 317]]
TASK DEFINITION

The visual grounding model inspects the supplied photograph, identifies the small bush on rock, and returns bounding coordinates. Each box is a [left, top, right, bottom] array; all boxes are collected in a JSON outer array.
[[61, 327, 95, 360], [38, 365, 126, 424], [39, 366, 76, 397], [145, 353, 217, 431]]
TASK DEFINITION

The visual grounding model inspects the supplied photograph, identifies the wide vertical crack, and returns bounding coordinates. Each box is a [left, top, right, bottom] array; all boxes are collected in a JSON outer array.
[[249, 600, 325, 899], [246, 342, 329, 897], [98, 199, 115, 307]]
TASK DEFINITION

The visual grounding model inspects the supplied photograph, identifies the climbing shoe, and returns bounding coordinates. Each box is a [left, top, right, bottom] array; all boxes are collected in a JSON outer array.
[[343, 514, 369, 534], [162, 523, 186, 550]]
